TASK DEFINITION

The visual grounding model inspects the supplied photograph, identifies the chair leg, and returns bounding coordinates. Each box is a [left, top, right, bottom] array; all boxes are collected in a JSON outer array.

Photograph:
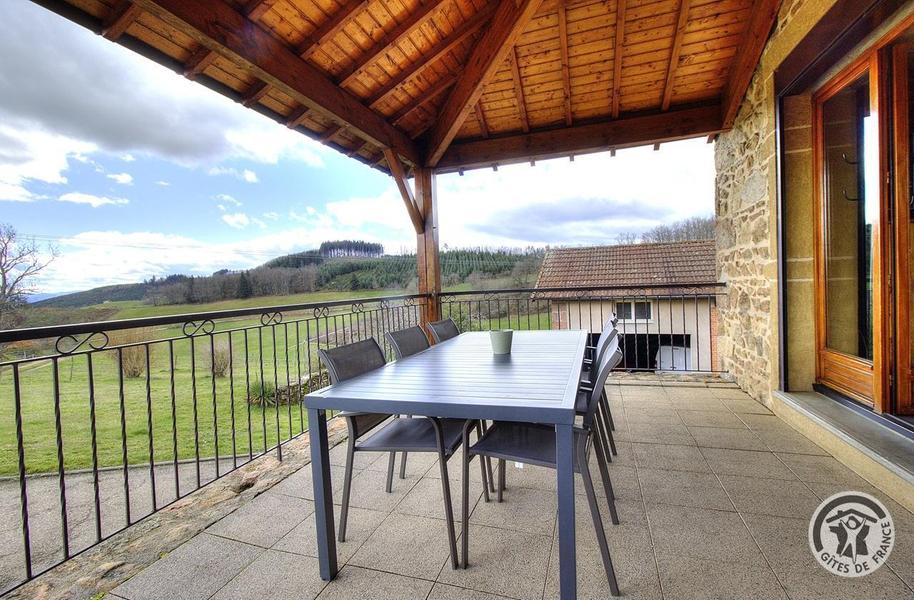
[[496, 459, 506, 503], [385, 451, 395, 493], [480, 421, 496, 493], [592, 430, 620, 525], [399, 451, 408, 480], [594, 408, 613, 465], [580, 443, 621, 597], [599, 396, 618, 456], [339, 440, 356, 542], [437, 451, 459, 569], [461, 430, 472, 568], [602, 389, 616, 431]]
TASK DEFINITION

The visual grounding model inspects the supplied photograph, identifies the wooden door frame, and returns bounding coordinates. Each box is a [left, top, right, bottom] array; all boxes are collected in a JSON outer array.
[[812, 53, 888, 410]]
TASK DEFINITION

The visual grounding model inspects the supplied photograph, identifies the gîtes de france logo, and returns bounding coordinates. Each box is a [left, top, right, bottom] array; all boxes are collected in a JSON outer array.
[[808, 491, 895, 577]]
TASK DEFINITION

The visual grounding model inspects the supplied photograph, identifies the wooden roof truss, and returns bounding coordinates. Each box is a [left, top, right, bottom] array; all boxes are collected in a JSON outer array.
[[33, 0, 783, 174]]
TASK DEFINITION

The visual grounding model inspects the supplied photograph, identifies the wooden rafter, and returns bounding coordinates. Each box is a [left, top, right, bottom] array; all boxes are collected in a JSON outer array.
[[336, 0, 446, 88], [241, 81, 270, 107], [721, 0, 783, 128], [183, 46, 218, 79], [474, 102, 489, 138], [320, 124, 345, 143], [102, 1, 142, 41], [296, 0, 370, 60], [286, 106, 310, 128], [425, 0, 544, 166], [557, 0, 572, 126], [437, 104, 723, 172], [508, 48, 529, 133], [130, 0, 421, 165], [365, 2, 497, 108], [610, 0, 627, 118], [383, 148, 425, 234], [389, 73, 458, 126], [244, 0, 276, 21], [661, 0, 691, 111]]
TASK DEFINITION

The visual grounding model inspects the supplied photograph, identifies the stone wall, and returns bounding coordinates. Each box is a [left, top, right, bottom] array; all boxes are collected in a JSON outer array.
[[714, 0, 839, 402]]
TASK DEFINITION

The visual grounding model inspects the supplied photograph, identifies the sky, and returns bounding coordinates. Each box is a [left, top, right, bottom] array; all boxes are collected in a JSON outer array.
[[0, 0, 716, 294]]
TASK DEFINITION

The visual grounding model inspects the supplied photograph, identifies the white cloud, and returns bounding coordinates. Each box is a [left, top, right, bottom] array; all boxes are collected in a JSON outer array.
[[215, 193, 242, 206], [58, 192, 129, 207], [222, 212, 250, 228], [263, 211, 279, 220], [107, 172, 133, 185], [0, 125, 94, 201], [155, 180, 169, 186], [121, 153, 135, 162], [208, 166, 259, 183]]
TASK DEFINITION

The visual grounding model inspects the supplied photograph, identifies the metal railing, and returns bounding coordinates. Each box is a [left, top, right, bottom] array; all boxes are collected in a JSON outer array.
[[0, 284, 724, 593]]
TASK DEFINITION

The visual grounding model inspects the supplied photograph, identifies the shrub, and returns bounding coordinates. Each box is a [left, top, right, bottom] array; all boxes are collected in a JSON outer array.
[[247, 379, 277, 406], [110, 327, 154, 378], [209, 340, 231, 378]]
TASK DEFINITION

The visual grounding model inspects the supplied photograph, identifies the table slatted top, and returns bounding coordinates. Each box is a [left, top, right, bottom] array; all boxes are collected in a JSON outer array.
[[304, 331, 587, 425]]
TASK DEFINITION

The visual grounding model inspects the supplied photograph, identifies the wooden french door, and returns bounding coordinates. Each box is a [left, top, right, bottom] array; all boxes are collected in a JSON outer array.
[[813, 55, 888, 411]]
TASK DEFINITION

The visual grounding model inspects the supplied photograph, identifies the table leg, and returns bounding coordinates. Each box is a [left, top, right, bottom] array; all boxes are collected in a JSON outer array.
[[555, 423, 577, 599], [308, 408, 337, 580]]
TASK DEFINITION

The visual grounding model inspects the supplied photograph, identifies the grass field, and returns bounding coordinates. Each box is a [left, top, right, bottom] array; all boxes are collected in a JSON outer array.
[[1, 287, 550, 476]]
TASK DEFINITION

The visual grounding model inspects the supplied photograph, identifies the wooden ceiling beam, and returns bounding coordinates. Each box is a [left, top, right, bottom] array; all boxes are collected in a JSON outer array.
[[241, 81, 270, 107], [244, 0, 276, 21], [383, 148, 425, 234], [365, 2, 496, 108], [660, 0, 691, 111], [130, 0, 421, 165], [475, 102, 490, 138], [320, 124, 346, 143], [296, 0, 370, 61], [508, 48, 530, 133], [721, 0, 782, 128], [436, 103, 723, 172], [557, 0, 572, 126], [610, 0, 627, 118], [286, 106, 311, 128], [389, 73, 458, 126], [183, 45, 218, 79], [336, 0, 447, 89], [425, 0, 545, 166], [102, 1, 142, 41]]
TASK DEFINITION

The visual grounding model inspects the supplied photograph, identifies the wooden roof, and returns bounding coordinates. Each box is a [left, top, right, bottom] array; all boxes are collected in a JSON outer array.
[[535, 239, 719, 297], [33, 0, 781, 173]]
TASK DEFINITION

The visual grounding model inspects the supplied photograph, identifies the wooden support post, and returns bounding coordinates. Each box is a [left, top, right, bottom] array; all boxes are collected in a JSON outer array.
[[415, 168, 441, 326]]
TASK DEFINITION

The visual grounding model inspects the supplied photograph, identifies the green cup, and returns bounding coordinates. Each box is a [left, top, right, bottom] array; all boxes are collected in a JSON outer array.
[[489, 330, 514, 355]]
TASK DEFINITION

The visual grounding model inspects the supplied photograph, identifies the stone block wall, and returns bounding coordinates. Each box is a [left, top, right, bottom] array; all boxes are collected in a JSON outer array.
[[714, 0, 839, 402]]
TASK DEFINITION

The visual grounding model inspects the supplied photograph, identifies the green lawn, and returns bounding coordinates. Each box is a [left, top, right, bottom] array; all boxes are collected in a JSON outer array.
[[1, 288, 551, 475]]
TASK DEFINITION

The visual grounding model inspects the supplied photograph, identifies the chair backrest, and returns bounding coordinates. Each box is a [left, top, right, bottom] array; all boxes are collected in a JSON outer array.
[[427, 318, 459, 343], [318, 338, 386, 384], [593, 327, 618, 372], [385, 326, 430, 359], [582, 336, 623, 429]]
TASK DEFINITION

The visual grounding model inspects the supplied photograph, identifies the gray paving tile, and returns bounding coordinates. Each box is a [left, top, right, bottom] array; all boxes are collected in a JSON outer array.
[[437, 525, 552, 600], [271, 464, 353, 500], [622, 422, 696, 446], [710, 388, 754, 400], [743, 513, 914, 600], [112, 533, 262, 600], [638, 467, 734, 511], [687, 426, 768, 451], [656, 553, 786, 599], [624, 406, 684, 425], [602, 464, 642, 501], [752, 428, 829, 455], [272, 504, 387, 563], [717, 474, 820, 518], [720, 397, 773, 414], [677, 409, 748, 428], [341, 467, 421, 512], [470, 485, 557, 536], [208, 491, 313, 548], [211, 549, 327, 600], [394, 475, 472, 522], [329, 443, 380, 470], [775, 453, 871, 486], [700, 448, 798, 480], [350, 512, 456, 579], [669, 397, 730, 412], [315, 565, 433, 600], [428, 583, 509, 599], [363, 450, 439, 478], [631, 443, 710, 473], [646, 503, 762, 564]]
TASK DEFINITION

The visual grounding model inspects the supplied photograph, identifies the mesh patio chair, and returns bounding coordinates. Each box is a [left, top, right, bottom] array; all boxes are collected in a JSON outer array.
[[427, 318, 460, 343], [318, 337, 484, 569], [459, 344, 624, 596], [384, 325, 430, 359]]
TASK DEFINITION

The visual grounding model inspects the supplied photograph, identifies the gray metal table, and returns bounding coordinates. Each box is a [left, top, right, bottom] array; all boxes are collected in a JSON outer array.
[[304, 330, 588, 599]]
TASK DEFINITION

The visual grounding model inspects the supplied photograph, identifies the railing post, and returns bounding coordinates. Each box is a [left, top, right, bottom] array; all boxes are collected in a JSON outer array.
[[416, 167, 441, 327]]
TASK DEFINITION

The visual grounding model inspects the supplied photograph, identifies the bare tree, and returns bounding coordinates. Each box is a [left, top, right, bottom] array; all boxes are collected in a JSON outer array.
[[640, 216, 715, 243], [615, 232, 641, 245], [0, 224, 55, 329]]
